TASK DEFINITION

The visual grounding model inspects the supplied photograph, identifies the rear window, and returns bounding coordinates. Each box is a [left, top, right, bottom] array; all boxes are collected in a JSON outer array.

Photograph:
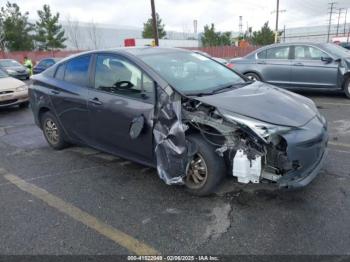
[[257, 50, 266, 59], [64, 55, 91, 86]]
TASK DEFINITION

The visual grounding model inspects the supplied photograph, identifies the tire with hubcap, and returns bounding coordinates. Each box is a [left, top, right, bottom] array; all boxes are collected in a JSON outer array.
[[244, 72, 261, 81], [185, 135, 226, 196], [344, 77, 350, 99], [41, 111, 68, 150]]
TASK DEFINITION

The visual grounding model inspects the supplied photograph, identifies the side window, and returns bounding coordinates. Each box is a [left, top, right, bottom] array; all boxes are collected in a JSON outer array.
[[295, 46, 328, 60], [308, 46, 328, 60], [55, 63, 66, 80], [266, 46, 290, 60], [94, 54, 154, 102], [46, 59, 55, 67], [257, 50, 266, 59], [64, 55, 91, 86]]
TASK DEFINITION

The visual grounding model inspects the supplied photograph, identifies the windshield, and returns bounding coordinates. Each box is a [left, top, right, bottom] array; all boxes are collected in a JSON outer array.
[[0, 69, 8, 78], [321, 43, 350, 58], [0, 59, 22, 67], [139, 51, 245, 95]]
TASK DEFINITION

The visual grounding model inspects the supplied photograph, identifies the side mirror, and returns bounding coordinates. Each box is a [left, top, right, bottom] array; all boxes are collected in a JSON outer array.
[[321, 56, 333, 63]]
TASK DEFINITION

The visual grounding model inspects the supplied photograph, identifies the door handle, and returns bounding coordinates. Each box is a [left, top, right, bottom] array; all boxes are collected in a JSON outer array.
[[51, 90, 60, 95], [89, 97, 103, 105], [293, 62, 304, 66]]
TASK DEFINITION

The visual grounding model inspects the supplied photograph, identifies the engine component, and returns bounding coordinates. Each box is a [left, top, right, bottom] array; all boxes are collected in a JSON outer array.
[[232, 150, 261, 184]]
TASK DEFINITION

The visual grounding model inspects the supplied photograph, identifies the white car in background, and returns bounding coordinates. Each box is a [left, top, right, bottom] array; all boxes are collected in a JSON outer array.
[[0, 69, 29, 108]]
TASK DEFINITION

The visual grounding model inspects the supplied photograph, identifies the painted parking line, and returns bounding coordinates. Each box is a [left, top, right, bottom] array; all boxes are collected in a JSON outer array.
[[329, 141, 350, 149], [317, 102, 350, 107], [1, 170, 159, 255]]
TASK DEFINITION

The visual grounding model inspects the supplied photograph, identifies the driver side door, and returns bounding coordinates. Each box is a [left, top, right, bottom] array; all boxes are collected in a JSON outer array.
[[88, 53, 156, 165]]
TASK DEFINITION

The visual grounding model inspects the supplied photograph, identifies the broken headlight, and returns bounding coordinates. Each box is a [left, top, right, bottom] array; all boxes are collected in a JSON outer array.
[[222, 112, 294, 142]]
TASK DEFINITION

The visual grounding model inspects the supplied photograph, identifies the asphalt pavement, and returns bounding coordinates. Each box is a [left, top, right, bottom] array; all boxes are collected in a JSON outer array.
[[0, 90, 350, 256]]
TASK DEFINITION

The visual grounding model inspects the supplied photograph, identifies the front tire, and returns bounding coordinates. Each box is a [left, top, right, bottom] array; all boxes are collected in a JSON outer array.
[[244, 72, 261, 81], [185, 135, 226, 196], [41, 112, 68, 150], [344, 77, 350, 99]]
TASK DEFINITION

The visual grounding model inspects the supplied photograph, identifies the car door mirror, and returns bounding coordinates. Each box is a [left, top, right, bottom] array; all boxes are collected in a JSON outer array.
[[321, 56, 333, 63]]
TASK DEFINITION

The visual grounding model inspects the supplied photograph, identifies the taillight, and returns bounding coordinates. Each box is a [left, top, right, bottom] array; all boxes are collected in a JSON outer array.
[[226, 63, 234, 68]]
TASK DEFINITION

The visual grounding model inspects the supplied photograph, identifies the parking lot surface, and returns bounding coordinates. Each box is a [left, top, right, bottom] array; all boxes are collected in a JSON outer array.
[[0, 90, 350, 255]]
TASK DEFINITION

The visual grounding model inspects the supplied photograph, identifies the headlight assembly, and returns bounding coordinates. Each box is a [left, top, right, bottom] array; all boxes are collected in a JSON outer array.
[[6, 69, 16, 74], [223, 113, 294, 142], [15, 85, 28, 92]]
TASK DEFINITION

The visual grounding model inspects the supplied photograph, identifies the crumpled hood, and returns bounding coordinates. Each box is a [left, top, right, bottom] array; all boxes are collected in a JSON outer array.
[[194, 81, 317, 127]]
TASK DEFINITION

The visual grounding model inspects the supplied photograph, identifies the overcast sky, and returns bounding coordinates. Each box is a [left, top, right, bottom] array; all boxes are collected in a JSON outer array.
[[3, 0, 350, 32]]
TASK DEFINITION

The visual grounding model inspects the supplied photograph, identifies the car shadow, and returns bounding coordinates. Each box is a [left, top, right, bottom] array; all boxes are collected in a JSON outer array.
[[292, 89, 346, 99]]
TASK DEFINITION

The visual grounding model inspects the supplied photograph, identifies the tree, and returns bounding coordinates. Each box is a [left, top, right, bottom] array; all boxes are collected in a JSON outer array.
[[142, 13, 166, 39], [0, 2, 34, 51], [65, 15, 81, 50], [87, 20, 102, 49], [201, 24, 232, 47], [35, 4, 66, 50], [251, 22, 275, 45]]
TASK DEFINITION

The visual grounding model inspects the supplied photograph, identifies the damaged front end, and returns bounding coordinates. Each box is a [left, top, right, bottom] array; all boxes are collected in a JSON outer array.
[[153, 86, 328, 189]]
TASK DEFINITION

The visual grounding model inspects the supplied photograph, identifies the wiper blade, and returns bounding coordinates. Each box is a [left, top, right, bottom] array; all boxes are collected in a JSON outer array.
[[211, 81, 252, 94]]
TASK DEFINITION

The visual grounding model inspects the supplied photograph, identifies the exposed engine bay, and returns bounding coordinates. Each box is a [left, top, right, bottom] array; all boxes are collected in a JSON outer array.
[[181, 97, 295, 185]]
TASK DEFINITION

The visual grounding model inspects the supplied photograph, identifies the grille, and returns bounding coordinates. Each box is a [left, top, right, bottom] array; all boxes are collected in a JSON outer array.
[[0, 91, 14, 95], [0, 99, 17, 105]]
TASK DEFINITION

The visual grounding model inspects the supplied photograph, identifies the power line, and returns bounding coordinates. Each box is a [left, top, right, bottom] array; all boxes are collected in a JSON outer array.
[[327, 1, 337, 42]]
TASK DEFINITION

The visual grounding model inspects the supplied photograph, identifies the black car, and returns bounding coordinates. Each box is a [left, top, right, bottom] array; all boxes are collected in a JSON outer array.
[[29, 48, 328, 196], [0, 59, 30, 80], [33, 58, 62, 75]]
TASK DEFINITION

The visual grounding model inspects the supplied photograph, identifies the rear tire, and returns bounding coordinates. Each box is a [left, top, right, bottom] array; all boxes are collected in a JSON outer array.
[[244, 72, 261, 81], [344, 77, 350, 99], [185, 135, 226, 196], [41, 111, 68, 150]]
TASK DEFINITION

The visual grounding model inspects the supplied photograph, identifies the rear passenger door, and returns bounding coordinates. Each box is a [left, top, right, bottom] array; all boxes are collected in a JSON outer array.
[[50, 55, 92, 143], [257, 46, 292, 86], [88, 53, 155, 163], [290, 45, 338, 88]]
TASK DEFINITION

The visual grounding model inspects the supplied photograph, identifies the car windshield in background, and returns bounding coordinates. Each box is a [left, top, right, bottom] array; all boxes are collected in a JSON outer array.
[[0, 69, 8, 78], [321, 43, 350, 58], [0, 60, 22, 67], [139, 51, 245, 95]]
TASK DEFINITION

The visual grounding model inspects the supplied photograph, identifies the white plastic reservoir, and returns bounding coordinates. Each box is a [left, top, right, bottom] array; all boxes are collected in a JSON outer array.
[[232, 149, 261, 184]]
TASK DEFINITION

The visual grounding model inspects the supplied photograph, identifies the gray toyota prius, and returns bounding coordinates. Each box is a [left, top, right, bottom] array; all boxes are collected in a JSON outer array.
[[230, 42, 350, 98], [29, 47, 328, 196]]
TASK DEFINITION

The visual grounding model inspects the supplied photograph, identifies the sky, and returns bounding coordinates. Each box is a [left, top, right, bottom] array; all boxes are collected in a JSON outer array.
[[2, 0, 350, 33]]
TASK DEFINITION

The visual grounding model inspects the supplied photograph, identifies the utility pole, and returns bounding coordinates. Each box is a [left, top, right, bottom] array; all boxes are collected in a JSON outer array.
[[344, 8, 348, 36], [336, 8, 344, 36], [271, 0, 286, 43], [275, 0, 279, 43], [283, 25, 286, 43], [150, 0, 159, 46], [327, 2, 337, 42]]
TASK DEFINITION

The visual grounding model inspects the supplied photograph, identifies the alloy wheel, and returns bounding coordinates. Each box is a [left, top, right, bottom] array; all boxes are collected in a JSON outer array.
[[44, 119, 59, 145], [185, 153, 208, 189]]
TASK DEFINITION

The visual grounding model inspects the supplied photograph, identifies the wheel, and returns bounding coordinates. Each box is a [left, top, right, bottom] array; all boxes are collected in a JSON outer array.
[[244, 72, 261, 81], [185, 135, 226, 196], [19, 101, 29, 108], [344, 77, 350, 99], [41, 111, 68, 150]]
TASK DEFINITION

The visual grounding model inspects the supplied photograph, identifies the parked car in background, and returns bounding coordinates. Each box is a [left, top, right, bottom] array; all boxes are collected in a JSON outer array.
[[33, 58, 62, 75], [29, 47, 327, 196], [0, 69, 29, 108], [340, 42, 350, 50], [0, 59, 30, 80], [230, 43, 350, 98]]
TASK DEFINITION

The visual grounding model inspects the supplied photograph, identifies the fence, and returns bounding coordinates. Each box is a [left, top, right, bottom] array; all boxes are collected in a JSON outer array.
[[0, 46, 258, 64], [185, 46, 258, 59], [0, 50, 82, 64]]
